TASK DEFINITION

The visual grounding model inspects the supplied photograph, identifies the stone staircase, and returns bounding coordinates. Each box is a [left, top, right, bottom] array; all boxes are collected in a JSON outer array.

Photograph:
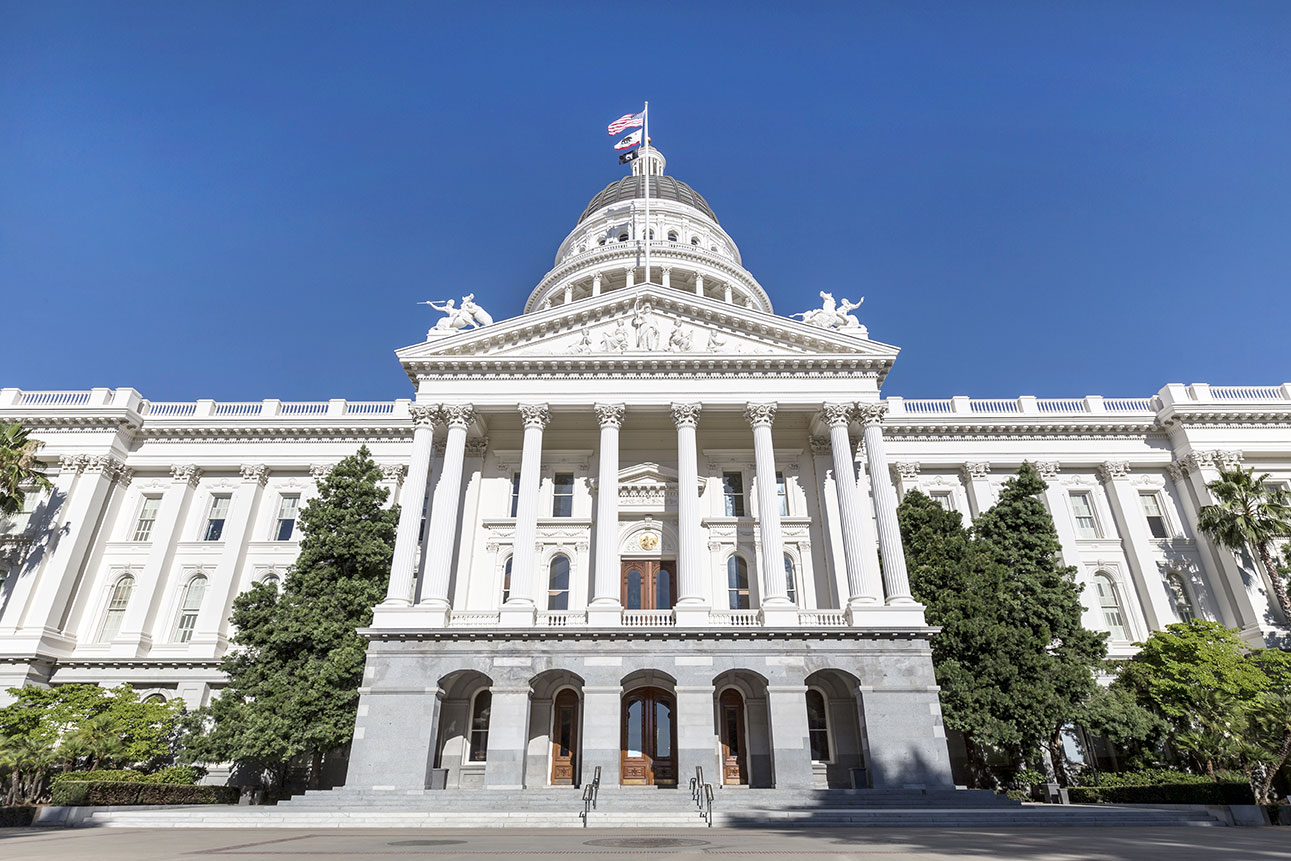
[[68, 786, 1225, 828]]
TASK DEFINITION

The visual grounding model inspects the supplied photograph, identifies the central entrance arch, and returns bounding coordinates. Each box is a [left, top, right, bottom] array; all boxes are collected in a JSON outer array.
[[620, 686, 677, 785]]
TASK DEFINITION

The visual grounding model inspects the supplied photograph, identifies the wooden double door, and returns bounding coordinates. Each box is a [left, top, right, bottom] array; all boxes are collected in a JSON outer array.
[[621, 560, 676, 610], [719, 689, 749, 785], [550, 688, 579, 786], [620, 687, 677, 785]]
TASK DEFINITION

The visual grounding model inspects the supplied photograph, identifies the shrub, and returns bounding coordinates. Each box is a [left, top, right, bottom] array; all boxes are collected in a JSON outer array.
[[1075, 769, 1213, 788], [0, 807, 37, 827], [49, 781, 236, 806], [1068, 783, 1255, 805], [51, 766, 201, 789]]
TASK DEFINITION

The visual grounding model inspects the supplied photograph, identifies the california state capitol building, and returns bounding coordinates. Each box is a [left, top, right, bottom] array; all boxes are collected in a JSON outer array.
[[2, 144, 1289, 794]]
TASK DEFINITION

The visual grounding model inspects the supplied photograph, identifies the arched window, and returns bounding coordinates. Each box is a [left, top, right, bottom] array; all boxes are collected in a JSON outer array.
[[502, 556, 513, 603], [469, 690, 492, 762], [618, 232, 629, 242], [548, 556, 570, 611], [1166, 572, 1195, 621], [727, 556, 750, 610], [784, 555, 798, 605], [97, 575, 135, 643], [647, 229, 655, 239], [805, 689, 831, 762], [690, 236, 700, 246], [174, 574, 207, 643], [598, 237, 606, 246], [667, 230, 678, 242], [261, 573, 281, 592], [1093, 572, 1127, 640], [142, 693, 168, 705]]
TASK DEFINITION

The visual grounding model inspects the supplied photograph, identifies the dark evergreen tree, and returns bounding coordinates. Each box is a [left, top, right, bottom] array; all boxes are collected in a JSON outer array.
[[181, 447, 398, 789]]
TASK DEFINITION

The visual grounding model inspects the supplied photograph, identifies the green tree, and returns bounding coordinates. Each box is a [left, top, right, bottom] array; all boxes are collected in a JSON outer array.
[[1073, 683, 1168, 752], [1196, 466, 1291, 621], [181, 447, 398, 790], [1245, 648, 1291, 803], [0, 421, 53, 517]]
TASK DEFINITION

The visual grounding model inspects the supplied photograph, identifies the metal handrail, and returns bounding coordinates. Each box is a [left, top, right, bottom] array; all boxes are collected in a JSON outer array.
[[580, 766, 602, 827], [702, 783, 714, 827]]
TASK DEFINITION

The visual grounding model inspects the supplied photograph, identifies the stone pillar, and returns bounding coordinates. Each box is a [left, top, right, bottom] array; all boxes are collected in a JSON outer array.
[[483, 686, 532, 789], [116, 465, 201, 651], [676, 684, 719, 787], [746, 403, 795, 625], [672, 403, 708, 625], [661, 267, 671, 290], [723, 283, 733, 304], [694, 273, 704, 297], [961, 463, 995, 519], [824, 404, 882, 617], [1099, 461, 1180, 630], [1035, 463, 1084, 568], [891, 462, 920, 498], [1164, 461, 1225, 624], [624, 266, 635, 290], [589, 403, 625, 626], [348, 673, 444, 791], [766, 684, 814, 789], [502, 404, 548, 626], [191, 464, 267, 654], [857, 686, 954, 789], [385, 405, 438, 606], [581, 684, 622, 786], [592, 272, 602, 297], [860, 405, 915, 604], [419, 404, 474, 624]]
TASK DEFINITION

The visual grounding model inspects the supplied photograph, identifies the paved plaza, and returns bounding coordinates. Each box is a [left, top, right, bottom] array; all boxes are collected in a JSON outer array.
[[1, 827, 1287, 861]]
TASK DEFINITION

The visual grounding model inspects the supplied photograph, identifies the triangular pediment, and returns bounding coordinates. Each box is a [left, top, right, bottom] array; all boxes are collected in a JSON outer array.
[[397, 286, 900, 373]]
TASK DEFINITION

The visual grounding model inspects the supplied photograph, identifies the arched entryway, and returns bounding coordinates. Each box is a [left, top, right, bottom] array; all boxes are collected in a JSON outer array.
[[712, 669, 772, 787], [718, 688, 748, 785], [551, 688, 580, 785], [432, 669, 494, 789], [524, 669, 584, 788], [620, 670, 677, 786], [804, 669, 866, 788]]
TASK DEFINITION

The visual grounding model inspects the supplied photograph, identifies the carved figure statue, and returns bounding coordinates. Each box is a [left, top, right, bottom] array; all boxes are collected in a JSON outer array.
[[791, 291, 864, 330], [632, 300, 660, 351], [601, 320, 630, 353], [460, 293, 494, 327], [572, 328, 594, 354], [666, 318, 692, 352], [421, 294, 493, 332], [705, 328, 727, 352]]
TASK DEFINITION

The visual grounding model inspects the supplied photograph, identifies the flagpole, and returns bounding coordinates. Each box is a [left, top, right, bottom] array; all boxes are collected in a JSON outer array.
[[642, 100, 650, 286]]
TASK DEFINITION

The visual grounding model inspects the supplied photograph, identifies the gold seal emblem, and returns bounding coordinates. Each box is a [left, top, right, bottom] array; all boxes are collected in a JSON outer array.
[[638, 533, 659, 551]]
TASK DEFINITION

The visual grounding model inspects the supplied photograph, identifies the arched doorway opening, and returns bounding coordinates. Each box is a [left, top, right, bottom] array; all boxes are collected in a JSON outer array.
[[620, 670, 677, 786], [524, 669, 585, 788], [718, 688, 748, 785], [804, 669, 865, 788], [712, 669, 772, 787], [432, 669, 494, 789]]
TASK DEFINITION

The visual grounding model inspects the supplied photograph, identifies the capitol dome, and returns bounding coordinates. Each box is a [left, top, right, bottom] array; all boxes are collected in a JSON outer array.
[[577, 175, 719, 225]]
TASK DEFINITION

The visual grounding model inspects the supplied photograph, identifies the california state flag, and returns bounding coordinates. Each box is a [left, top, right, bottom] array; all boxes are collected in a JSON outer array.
[[613, 130, 642, 151]]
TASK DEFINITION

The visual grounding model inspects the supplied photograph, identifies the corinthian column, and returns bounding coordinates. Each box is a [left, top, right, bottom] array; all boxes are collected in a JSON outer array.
[[672, 403, 707, 625], [746, 403, 795, 625], [823, 404, 883, 616], [418, 404, 474, 624], [385, 404, 438, 606], [501, 404, 549, 626], [589, 403, 625, 626], [860, 404, 915, 604]]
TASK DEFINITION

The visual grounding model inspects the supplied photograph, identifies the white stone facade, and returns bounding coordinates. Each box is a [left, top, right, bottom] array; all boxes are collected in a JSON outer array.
[[2, 148, 1288, 792]]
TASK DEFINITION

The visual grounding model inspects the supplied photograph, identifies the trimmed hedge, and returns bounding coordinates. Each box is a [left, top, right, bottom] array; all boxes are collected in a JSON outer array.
[[1074, 768, 1242, 788], [1068, 782, 1255, 805], [51, 767, 200, 788], [0, 807, 37, 827], [50, 781, 238, 807]]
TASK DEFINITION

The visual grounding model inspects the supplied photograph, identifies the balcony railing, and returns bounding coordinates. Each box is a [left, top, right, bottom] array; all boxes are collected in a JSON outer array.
[[538, 611, 587, 627], [622, 610, 676, 627], [797, 610, 847, 627], [708, 610, 762, 627], [448, 611, 501, 627]]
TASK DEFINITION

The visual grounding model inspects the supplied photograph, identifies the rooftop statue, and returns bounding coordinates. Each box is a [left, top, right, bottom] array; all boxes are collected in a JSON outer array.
[[791, 291, 865, 332], [420, 294, 494, 335]]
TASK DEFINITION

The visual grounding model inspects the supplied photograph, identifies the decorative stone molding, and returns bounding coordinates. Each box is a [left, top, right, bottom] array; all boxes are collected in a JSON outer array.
[[1216, 450, 1244, 471], [167, 464, 201, 487], [1183, 451, 1216, 472], [822, 402, 853, 427], [1035, 461, 1060, 480], [670, 402, 701, 428], [857, 404, 887, 427], [808, 435, 830, 456], [961, 462, 990, 480], [381, 464, 408, 482], [594, 403, 625, 428], [59, 454, 87, 474], [240, 464, 270, 485], [519, 403, 550, 430], [409, 404, 440, 428], [1165, 461, 1188, 482], [744, 402, 777, 427], [464, 437, 490, 457], [1098, 461, 1131, 482], [441, 404, 476, 429], [309, 464, 334, 481], [893, 462, 920, 481], [88, 456, 132, 485]]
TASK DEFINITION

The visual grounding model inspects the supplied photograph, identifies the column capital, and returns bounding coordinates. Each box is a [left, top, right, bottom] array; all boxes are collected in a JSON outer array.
[[239, 464, 270, 485], [1097, 460, 1130, 483], [1165, 461, 1188, 481], [893, 462, 920, 481], [808, 435, 830, 456], [441, 403, 475, 429], [310, 463, 334, 481], [170, 464, 203, 487], [519, 403, 550, 430], [1183, 450, 1216, 472], [822, 402, 854, 427], [670, 402, 701, 428], [961, 462, 990, 480], [409, 404, 440, 428], [464, 436, 490, 458], [744, 402, 777, 427], [1216, 449, 1244, 471], [857, 403, 887, 427], [594, 403, 625, 428], [1035, 461, 1060, 480], [381, 464, 408, 482]]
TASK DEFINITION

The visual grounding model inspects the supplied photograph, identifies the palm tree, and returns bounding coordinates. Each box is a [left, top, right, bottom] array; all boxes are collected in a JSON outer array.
[[1197, 467, 1291, 623], [0, 421, 53, 517]]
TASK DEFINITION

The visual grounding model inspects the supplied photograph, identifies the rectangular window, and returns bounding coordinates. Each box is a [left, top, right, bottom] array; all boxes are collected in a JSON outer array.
[[1070, 492, 1099, 539], [1139, 492, 1169, 539], [274, 496, 300, 541], [722, 472, 746, 517], [930, 491, 953, 511], [203, 496, 230, 542], [776, 472, 789, 517], [551, 473, 574, 518], [509, 472, 521, 518], [132, 497, 162, 542]]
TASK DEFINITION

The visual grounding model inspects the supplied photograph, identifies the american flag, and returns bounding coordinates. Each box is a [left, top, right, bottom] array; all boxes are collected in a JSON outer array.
[[607, 111, 644, 135]]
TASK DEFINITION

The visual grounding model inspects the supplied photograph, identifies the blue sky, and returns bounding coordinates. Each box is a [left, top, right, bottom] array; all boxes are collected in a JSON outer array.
[[2, 2, 1288, 401]]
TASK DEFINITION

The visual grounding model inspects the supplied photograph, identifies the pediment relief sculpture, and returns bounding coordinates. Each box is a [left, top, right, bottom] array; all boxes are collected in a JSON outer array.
[[791, 291, 868, 337], [421, 293, 494, 338]]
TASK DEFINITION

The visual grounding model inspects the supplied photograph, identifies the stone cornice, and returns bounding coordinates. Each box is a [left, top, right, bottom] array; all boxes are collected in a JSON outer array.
[[359, 627, 939, 643]]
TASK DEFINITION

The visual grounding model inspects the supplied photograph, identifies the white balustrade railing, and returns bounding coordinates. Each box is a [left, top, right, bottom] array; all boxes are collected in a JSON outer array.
[[902, 399, 954, 415], [18, 391, 92, 407], [278, 402, 329, 416], [1102, 398, 1156, 412], [539, 611, 587, 627], [1210, 386, 1284, 401], [448, 611, 500, 627], [1035, 398, 1085, 413], [708, 610, 762, 627], [797, 610, 847, 627], [969, 398, 1020, 413], [894, 396, 1159, 418], [212, 402, 262, 416], [141, 402, 197, 417], [622, 610, 676, 627], [345, 402, 397, 415]]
